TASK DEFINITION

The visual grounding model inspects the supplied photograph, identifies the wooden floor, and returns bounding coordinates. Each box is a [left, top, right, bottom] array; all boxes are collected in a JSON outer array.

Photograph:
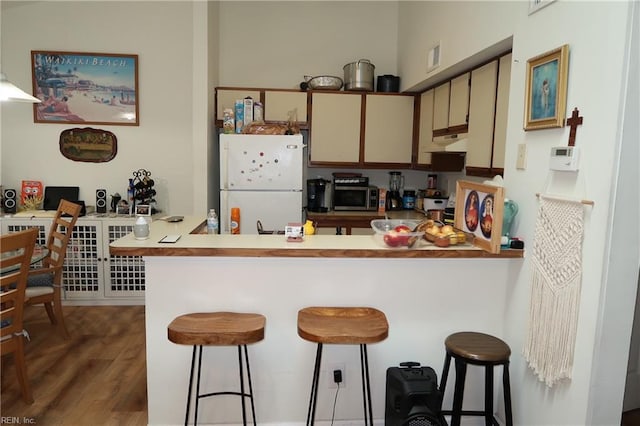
[[1, 305, 147, 426], [2, 305, 639, 426]]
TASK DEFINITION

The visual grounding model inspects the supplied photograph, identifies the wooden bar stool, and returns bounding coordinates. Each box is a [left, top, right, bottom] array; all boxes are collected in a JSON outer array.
[[439, 331, 513, 426], [168, 312, 266, 426], [297, 307, 389, 426]]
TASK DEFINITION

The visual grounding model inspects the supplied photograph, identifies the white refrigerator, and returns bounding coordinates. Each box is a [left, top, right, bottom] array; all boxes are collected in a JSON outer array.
[[219, 133, 304, 234]]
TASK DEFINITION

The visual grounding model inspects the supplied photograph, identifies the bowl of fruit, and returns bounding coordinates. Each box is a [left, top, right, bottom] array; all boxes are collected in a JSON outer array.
[[370, 219, 424, 248]]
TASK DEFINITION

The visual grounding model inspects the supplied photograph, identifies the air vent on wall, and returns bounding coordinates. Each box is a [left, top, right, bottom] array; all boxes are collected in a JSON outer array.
[[427, 42, 441, 73]]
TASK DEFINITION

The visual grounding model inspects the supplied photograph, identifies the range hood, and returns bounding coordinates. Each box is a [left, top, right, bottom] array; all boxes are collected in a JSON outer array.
[[432, 134, 468, 152]]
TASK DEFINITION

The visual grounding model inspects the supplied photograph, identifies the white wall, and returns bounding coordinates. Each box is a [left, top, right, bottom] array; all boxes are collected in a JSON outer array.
[[218, 1, 399, 89], [398, 1, 639, 425], [1, 1, 200, 216]]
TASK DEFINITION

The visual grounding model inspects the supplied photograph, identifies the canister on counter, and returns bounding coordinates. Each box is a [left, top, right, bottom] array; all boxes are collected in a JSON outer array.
[[416, 190, 425, 210], [254, 102, 264, 123], [402, 190, 416, 210], [427, 174, 437, 189]]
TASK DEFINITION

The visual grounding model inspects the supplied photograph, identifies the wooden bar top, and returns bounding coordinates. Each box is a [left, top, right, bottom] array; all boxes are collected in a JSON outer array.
[[108, 216, 524, 259]]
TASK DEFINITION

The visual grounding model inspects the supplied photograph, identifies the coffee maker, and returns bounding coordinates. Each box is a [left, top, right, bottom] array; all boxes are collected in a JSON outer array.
[[307, 178, 331, 212]]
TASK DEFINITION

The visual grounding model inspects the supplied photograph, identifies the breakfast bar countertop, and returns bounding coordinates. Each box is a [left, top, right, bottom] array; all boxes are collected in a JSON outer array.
[[109, 216, 523, 259]]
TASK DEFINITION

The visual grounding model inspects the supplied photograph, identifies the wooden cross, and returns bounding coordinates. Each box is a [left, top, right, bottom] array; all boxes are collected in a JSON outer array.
[[566, 107, 583, 147]]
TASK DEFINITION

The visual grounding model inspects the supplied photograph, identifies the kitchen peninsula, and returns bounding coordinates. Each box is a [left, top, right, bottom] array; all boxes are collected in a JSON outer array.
[[110, 217, 523, 424]]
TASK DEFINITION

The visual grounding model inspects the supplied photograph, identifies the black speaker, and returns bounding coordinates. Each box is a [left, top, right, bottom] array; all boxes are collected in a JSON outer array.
[[2, 188, 17, 214], [96, 188, 107, 214], [385, 362, 445, 426]]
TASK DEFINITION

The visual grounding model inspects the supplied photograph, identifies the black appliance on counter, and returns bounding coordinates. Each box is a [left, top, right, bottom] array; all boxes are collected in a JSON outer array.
[[385, 362, 445, 426], [307, 178, 331, 212]]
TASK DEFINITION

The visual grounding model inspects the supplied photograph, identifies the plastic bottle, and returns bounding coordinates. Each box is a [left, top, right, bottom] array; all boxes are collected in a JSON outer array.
[[230, 207, 240, 234], [207, 209, 219, 234]]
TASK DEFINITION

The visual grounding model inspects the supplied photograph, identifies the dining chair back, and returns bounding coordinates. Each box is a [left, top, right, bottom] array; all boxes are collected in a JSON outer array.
[[1, 227, 38, 404], [25, 199, 81, 338]]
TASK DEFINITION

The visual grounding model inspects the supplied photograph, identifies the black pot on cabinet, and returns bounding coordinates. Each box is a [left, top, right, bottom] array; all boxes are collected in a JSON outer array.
[[377, 75, 400, 92]]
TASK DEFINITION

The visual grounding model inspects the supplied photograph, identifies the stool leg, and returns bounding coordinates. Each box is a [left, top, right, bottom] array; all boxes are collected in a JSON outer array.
[[194, 345, 204, 426], [184, 345, 198, 426], [503, 362, 513, 426], [360, 344, 374, 426], [451, 358, 467, 426], [484, 365, 494, 426], [237, 345, 248, 426], [306, 343, 323, 426], [440, 352, 452, 397], [243, 345, 258, 426]]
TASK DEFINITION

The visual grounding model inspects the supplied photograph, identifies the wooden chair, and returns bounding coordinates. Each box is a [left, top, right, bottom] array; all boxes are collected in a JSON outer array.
[[25, 199, 81, 338], [1, 228, 38, 404]]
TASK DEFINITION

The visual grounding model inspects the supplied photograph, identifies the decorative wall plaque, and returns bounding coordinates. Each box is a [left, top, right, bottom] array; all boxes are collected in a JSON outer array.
[[59, 127, 117, 163]]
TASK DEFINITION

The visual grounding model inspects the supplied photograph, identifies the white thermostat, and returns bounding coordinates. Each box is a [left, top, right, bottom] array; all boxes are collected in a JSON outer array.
[[550, 146, 580, 171]]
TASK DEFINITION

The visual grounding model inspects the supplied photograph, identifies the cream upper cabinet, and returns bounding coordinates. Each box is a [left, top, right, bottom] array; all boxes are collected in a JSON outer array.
[[417, 89, 435, 165], [216, 89, 261, 121], [433, 82, 450, 131], [492, 53, 512, 170], [264, 90, 308, 122], [309, 92, 362, 164], [449, 72, 470, 129], [363, 94, 414, 164], [467, 60, 498, 169], [433, 72, 469, 132]]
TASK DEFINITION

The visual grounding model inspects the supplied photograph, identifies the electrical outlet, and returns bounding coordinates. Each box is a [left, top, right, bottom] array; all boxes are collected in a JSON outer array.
[[328, 362, 346, 389], [516, 143, 527, 170]]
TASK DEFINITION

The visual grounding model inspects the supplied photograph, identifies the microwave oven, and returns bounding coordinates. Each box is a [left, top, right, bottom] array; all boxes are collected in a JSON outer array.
[[332, 178, 378, 211]]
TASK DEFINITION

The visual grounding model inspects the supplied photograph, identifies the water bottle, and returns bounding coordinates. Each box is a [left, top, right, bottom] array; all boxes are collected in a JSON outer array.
[[207, 209, 218, 234]]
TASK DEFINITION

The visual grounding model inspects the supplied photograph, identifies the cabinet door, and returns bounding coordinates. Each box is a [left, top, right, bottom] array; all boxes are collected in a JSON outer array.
[[64, 220, 103, 300], [309, 92, 362, 164], [364, 94, 414, 164], [216, 89, 261, 121], [417, 89, 435, 165], [467, 60, 498, 171], [102, 220, 145, 298], [449, 72, 470, 130], [492, 53, 512, 171], [433, 82, 450, 131], [264, 91, 308, 122]]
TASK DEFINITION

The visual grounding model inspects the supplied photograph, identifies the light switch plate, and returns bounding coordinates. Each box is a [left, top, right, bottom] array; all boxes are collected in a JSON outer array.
[[516, 144, 527, 170]]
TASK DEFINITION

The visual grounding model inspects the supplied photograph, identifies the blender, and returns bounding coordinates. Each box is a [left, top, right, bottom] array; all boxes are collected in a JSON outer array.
[[386, 171, 404, 211]]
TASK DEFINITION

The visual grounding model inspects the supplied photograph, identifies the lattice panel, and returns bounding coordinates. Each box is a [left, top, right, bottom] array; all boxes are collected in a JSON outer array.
[[105, 224, 145, 297], [5, 224, 47, 246], [63, 223, 101, 298]]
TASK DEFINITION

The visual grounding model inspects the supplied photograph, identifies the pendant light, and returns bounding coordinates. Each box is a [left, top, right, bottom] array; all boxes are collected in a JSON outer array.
[[0, 72, 41, 103]]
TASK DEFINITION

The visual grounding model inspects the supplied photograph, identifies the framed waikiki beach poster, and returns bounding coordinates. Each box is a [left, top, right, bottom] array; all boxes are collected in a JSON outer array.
[[31, 51, 139, 126]]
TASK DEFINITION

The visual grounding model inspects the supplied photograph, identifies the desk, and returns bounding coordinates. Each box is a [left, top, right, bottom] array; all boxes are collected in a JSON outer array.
[[0, 246, 48, 276]]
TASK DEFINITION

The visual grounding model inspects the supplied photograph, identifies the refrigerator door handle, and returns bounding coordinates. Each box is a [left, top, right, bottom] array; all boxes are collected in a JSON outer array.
[[220, 190, 229, 233], [220, 141, 229, 190]]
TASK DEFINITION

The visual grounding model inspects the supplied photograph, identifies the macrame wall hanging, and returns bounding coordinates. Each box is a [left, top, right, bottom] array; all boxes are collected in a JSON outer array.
[[523, 194, 593, 387]]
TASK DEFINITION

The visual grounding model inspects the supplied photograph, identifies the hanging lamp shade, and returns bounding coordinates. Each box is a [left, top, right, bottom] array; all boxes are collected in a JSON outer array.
[[0, 72, 41, 103]]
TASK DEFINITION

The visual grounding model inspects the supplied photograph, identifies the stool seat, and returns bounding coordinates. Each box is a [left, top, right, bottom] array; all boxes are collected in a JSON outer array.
[[297, 306, 388, 344], [445, 332, 511, 363], [168, 312, 265, 346]]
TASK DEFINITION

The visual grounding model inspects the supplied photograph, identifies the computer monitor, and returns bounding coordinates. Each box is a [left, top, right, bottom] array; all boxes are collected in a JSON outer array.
[[43, 186, 80, 211]]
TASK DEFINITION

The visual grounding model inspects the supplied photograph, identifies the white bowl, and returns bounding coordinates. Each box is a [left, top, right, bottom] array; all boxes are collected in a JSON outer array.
[[370, 219, 424, 249]]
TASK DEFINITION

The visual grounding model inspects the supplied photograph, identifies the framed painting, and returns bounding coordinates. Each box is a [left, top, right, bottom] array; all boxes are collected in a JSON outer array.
[[529, 0, 557, 15], [454, 180, 504, 254], [31, 50, 139, 126], [523, 44, 569, 131], [135, 204, 151, 216]]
